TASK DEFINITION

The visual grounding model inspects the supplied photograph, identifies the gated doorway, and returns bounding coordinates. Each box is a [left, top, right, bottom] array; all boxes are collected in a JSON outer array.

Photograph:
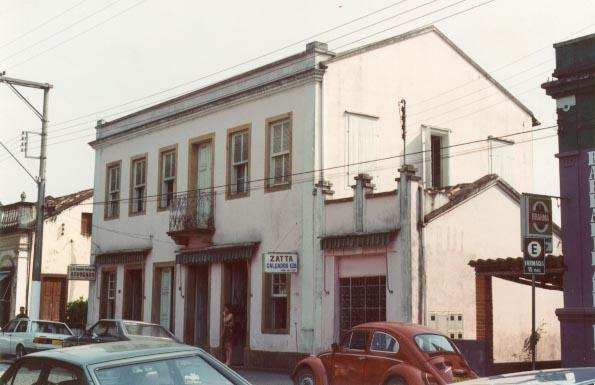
[[222, 261, 248, 366], [40, 275, 67, 321], [339, 276, 386, 335], [185, 265, 209, 347]]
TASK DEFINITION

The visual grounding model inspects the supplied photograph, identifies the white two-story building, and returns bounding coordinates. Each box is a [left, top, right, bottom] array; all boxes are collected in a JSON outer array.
[[0, 189, 93, 326], [88, 26, 561, 370]]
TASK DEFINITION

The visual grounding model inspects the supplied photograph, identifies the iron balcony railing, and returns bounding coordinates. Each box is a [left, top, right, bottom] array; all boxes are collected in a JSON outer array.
[[169, 190, 214, 232], [0, 204, 36, 232]]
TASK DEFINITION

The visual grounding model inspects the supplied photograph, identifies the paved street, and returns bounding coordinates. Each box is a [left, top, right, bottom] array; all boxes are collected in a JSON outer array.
[[236, 369, 292, 385]]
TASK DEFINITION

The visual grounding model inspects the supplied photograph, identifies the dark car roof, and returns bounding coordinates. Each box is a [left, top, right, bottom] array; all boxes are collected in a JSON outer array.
[[352, 322, 445, 338], [26, 340, 200, 366]]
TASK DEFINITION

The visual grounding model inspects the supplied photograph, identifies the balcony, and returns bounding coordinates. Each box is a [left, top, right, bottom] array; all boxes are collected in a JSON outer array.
[[167, 191, 215, 246], [0, 203, 36, 233]]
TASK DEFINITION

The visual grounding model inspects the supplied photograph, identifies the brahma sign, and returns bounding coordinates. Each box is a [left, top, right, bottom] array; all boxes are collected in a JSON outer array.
[[521, 193, 553, 252]]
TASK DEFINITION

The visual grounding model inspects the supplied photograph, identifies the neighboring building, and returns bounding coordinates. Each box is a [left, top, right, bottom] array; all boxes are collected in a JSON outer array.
[[88, 25, 554, 370], [0, 189, 93, 326]]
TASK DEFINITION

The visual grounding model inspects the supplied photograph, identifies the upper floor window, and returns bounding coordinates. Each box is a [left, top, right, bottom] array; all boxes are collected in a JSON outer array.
[[227, 125, 250, 198], [81, 212, 92, 236], [424, 127, 450, 188], [105, 162, 121, 219], [158, 147, 177, 210], [266, 114, 292, 192], [130, 156, 147, 215]]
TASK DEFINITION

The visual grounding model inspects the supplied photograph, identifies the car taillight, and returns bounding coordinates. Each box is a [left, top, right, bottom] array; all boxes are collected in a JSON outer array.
[[32, 337, 46, 344], [423, 372, 440, 385]]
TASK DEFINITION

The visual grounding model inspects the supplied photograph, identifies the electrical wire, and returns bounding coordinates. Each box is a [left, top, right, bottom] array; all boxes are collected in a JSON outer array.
[[70, 124, 557, 207]]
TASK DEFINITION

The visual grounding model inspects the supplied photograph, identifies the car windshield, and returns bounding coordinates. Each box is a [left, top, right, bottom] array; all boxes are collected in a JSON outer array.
[[414, 334, 457, 353], [123, 322, 174, 339], [95, 355, 233, 385], [31, 321, 72, 335]]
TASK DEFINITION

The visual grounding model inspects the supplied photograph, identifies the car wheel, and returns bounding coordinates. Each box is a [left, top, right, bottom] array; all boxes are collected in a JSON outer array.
[[15, 345, 24, 359], [384, 376, 407, 385], [295, 368, 316, 385]]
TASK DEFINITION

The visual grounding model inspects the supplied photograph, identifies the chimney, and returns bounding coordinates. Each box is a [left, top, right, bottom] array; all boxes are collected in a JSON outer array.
[[352, 173, 374, 232], [306, 41, 328, 53]]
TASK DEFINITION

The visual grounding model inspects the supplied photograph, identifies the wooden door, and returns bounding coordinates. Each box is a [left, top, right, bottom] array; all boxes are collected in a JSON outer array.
[[40, 276, 66, 321], [184, 266, 209, 346], [123, 269, 143, 321]]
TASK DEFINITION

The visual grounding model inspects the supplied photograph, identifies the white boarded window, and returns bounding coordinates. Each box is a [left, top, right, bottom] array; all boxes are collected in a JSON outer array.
[[346, 112, 379, 189]]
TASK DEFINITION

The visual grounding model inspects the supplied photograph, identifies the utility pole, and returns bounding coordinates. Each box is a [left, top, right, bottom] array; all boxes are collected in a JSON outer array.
[[0, 72, 52, 320]]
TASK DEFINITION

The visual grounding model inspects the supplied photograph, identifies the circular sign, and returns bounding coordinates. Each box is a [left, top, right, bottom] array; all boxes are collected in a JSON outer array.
[[526, 240, 543, 258], [530, 200, 551, 234]]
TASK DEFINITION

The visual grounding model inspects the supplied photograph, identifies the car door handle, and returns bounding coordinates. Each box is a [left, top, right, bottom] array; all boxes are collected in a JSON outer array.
[[357, 356, 365, 360]]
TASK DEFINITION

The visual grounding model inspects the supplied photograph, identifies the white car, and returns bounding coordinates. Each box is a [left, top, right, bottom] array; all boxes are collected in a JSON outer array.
[[0, 318, 74, 359]]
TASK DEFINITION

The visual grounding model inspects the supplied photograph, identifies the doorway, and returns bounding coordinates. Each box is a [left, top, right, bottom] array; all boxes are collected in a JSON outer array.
[[189, 138, 214, 229], [223, 261, 248, 366], [40, 276, 67, 321], [123, 268, 143, 320], [185, 265, 209, 347]]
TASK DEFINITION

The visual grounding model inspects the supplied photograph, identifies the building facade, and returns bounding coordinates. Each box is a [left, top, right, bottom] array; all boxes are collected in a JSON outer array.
[[88, 26, 555, 368], [0, 189, 93, 326]]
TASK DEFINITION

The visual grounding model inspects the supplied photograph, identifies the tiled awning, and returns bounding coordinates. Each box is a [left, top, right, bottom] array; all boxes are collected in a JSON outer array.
[[468, 255, 565, 291], [320, 230, 398, 250], [176, 242, 259, 265], [95, 248, 151, 266]]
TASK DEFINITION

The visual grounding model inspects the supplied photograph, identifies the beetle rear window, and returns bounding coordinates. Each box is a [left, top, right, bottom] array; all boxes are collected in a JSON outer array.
[[414, 334, 456, 353]]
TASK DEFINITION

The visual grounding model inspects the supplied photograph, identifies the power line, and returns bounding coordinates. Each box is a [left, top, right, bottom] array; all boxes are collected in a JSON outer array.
[[73, 124, 556, 207], [42, 0, 439, 133], [32, 0, 508, 148], [5, 0, 148, 69], [0, 0, 124, 63], [43, 0, 494, 140], [0, 0, 91, 50]]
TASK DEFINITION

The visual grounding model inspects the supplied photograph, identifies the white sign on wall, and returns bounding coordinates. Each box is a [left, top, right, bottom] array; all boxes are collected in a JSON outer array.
[[263, 252, 298, 273]]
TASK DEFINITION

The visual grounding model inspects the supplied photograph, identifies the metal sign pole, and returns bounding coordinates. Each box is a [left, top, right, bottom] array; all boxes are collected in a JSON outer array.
[[531, 273, 536, 370]]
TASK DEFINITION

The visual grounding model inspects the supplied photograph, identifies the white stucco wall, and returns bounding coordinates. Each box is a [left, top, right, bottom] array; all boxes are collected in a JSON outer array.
[[322, 30, 535, 199], [492, 277, 562, 362], [425, 184, 562, 361], [91, 82, 314, 353], [42, 198, 92, 302]]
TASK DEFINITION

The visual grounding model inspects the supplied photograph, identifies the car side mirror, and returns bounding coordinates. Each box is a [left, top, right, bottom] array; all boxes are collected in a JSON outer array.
[[331, 343, 338, 352]]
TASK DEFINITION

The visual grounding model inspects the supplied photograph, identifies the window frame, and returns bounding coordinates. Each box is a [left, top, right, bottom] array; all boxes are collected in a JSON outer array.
[[265, 112, 292, 192], [151, 262, 176, 333], [261, 272, 290, 335], [226, 124, 251, 200], [81, 212, 92, 236], [129, 153, 148, 216], [369, 331, 400, 353], [157, 144, 178, 211], [104, 160, 121, 220], [99, 268, 117, 319]]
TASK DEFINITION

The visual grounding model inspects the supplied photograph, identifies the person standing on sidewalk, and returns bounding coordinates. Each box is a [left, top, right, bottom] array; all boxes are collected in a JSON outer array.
[[221, 304, 234, 366]]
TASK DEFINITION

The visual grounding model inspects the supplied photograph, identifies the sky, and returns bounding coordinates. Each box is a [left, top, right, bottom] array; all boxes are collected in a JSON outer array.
[[0, 0, 594, 208]]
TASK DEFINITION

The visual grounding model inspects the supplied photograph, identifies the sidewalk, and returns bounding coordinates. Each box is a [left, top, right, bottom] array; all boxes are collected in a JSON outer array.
[[235, 368, 293, 385]]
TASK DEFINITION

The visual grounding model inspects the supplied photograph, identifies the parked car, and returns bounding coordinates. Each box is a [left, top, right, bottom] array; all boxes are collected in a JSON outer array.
[[0, 318, 74, 358], [63, 319, 179, 347], [0, 340, 252, 385], [461, 367, 595, 385], [292, 322, 476, 385]]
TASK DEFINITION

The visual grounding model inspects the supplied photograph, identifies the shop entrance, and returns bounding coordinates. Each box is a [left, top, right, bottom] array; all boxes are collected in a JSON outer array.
[[222, 261, 248, 366], [185, 265, 209, 347]]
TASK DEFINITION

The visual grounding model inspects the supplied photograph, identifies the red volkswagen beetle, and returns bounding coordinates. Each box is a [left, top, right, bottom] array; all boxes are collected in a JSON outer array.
[[291, 322, 477, 385]]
